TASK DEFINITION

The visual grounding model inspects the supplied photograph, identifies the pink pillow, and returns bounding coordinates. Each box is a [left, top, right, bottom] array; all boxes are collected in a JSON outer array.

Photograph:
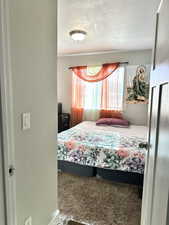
[[96, 118, 129, 128]]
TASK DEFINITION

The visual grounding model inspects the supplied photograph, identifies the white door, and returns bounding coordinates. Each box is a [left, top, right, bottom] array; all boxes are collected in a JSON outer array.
[[141, 0, 169, 224]]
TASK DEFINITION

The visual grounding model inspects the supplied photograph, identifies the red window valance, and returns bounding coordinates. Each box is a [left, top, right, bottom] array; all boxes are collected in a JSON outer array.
[[70, 63, 120, 82]]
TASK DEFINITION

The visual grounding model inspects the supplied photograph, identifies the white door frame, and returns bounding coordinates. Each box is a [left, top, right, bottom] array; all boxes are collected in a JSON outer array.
[[0, 0, 17, 225]]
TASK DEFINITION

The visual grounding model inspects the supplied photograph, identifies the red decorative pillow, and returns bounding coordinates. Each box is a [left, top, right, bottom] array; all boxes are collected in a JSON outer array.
[[96, 118, 129, 128], [100, 110, 123, 119]]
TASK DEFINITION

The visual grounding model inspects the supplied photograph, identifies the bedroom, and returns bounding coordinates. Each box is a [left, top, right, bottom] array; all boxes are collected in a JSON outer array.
[[57, 0, 159, 225], [1, 0, 169, 225]]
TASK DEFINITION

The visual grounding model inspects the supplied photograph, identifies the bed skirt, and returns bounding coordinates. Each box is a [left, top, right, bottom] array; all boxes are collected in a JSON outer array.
[[58, 160, 96, 177], [58, 160, 143, 186]]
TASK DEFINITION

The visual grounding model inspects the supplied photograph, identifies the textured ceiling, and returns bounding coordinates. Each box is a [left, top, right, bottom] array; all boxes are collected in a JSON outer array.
[[58, 0, 160, 55]]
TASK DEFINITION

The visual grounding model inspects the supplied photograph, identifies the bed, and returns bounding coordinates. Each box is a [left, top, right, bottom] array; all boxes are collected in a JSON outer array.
[[58, 121, 147, 186]]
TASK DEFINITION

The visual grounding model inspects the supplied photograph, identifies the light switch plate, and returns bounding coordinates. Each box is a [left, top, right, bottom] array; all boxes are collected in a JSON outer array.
[[25, 216, 32, 225], [22, 112, 31, 130]]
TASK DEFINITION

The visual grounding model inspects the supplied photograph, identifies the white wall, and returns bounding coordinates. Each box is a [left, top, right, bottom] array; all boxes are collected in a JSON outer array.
[[9, 1, 57, 225], [58, 50, 152, 125]]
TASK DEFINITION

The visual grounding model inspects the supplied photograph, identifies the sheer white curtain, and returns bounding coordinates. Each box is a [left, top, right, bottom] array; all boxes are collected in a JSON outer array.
[[102, 66, 124, 110], [83, 81, 102, 121]]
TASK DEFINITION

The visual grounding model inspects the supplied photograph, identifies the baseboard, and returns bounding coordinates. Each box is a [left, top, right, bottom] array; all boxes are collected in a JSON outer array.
[[48, 210, 60, 225]]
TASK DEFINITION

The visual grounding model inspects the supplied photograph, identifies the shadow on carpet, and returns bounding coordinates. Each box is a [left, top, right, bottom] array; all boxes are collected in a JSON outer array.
[[58, 172, 141, 225]]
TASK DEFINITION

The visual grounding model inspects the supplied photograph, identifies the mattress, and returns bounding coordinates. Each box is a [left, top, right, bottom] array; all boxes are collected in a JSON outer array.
[[57, 121, 147, 174]]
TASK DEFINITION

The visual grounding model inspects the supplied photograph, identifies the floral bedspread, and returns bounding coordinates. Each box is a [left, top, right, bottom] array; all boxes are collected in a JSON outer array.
[[58, 122, 146, 174]]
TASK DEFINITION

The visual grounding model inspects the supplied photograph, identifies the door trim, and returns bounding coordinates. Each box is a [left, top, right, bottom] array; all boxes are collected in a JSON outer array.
[[0, 0, 17, 225]]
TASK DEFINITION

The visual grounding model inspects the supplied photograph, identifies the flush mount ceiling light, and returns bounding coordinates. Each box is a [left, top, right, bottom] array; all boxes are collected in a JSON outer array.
[[69, 30, 87, 41]]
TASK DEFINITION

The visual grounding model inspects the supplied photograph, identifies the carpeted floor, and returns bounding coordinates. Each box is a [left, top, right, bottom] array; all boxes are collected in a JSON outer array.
[[58, 172, 142, 225]]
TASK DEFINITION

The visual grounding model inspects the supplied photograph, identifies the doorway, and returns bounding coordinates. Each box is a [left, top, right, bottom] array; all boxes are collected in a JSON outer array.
[[56, 1, 160, 224]]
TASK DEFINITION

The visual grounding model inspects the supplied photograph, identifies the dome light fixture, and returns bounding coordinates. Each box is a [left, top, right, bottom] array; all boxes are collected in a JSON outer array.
[[69, 30, 87, 41]]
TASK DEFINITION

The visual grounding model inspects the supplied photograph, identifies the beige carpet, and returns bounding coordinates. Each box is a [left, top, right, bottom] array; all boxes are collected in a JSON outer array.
[[58, 172, 141, 225]]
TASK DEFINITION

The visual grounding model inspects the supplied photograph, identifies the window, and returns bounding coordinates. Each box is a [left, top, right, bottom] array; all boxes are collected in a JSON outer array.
[[71, 65, 124, 125], [82, 66, 124, 111], [84, 81, 102, 110]]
